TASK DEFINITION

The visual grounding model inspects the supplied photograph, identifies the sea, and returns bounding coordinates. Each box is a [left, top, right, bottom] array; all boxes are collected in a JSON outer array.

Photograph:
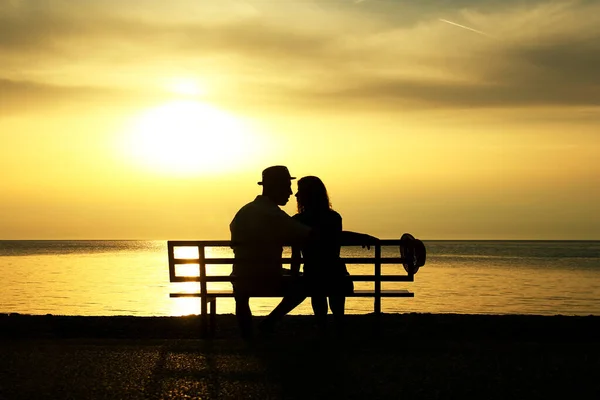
[[1, 240, 599, 317]]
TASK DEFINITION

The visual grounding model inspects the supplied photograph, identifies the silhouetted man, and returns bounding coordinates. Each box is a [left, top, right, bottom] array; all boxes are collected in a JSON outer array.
[[230, 166, 310, 338]]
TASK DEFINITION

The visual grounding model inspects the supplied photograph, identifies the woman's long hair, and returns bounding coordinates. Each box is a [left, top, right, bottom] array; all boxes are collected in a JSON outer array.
[[296, 176, 332, 214]]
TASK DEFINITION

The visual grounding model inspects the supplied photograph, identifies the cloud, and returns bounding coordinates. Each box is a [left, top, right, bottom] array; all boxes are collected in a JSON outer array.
[[0, 79, 76, 114], [0, 78, 165, 116], [1, 0, 599, 112], [276, 0, 600, 110]]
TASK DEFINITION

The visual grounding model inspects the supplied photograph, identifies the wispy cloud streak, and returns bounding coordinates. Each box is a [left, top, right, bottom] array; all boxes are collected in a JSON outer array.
[[439, 18, 495, 39]]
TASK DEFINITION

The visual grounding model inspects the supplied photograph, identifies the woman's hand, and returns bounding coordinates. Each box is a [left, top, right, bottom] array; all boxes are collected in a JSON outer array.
[[361, 234, 379, 250], [340, 231, 379, 248]]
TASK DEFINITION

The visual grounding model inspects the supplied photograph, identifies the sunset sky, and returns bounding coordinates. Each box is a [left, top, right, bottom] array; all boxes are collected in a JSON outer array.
[[1, 0, 599, 240]]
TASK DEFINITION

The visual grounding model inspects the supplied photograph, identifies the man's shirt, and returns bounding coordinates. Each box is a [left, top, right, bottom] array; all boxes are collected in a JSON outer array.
[[230, 195, 311, 278]]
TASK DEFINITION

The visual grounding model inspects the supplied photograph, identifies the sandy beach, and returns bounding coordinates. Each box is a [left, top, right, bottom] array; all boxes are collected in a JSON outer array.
[[1, 313, 599, 399]]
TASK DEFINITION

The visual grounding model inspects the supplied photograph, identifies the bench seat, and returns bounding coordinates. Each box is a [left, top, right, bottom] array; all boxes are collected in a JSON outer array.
[[170, 289, 414, 298]]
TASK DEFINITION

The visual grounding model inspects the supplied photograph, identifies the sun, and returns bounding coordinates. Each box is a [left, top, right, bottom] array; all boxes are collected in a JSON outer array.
[[167, 78, 205, 97], [125, 100, 260, 175]]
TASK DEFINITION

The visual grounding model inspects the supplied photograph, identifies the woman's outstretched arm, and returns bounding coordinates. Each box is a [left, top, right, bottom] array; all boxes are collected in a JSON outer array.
[[340, 231, 379, 248]]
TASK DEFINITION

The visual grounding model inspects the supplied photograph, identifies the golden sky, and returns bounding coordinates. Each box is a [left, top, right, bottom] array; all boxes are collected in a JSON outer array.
[[1, 0, 599, 240]]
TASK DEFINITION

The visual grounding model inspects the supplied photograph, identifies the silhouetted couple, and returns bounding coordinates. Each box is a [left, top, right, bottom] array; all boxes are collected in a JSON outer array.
[[230, 165, 377, 339]]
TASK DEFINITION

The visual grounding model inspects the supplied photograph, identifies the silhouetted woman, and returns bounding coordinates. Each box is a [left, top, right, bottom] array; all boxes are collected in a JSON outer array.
[[291, 176, 354, 332]]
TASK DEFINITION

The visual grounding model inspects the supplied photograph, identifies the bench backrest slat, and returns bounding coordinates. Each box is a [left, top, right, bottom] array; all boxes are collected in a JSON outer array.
[[168, 240, 414, 284], [168, 239, 406, 247], [172, 257, 407, 265]]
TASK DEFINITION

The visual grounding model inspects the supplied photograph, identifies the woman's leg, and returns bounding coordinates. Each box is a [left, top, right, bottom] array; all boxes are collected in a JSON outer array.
[[305, 275, 328, 329], [329, 295, 346, 332], [330, 275, 351, 334], [311, 296, 328, 330], [234, 294, 254, 339], [329, 295, 345, 316]]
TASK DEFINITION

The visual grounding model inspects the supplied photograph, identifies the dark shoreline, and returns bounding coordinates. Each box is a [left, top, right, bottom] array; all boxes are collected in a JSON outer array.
[[2, 312, 599, 341], [2, 313, 599, 399]]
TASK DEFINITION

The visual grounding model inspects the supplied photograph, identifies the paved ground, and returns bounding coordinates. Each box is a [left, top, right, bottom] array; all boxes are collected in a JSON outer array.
[[1, 314, 599, 399]]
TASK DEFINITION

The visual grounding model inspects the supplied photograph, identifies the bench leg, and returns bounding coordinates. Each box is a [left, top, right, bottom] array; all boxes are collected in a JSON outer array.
[[373, 293, 382, 334], [374, 294, 381, 316], [200, 297, 208, 338], [209, 298, 217, 338]]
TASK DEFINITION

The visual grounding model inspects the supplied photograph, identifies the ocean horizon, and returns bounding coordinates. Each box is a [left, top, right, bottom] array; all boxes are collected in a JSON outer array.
[[1, 240, 599, 317]]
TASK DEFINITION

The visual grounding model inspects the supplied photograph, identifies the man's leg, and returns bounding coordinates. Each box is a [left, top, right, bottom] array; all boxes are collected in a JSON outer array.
[[234, 294, 253, 339], [260, 278, 305, 331], [264, 293, 305, 322]]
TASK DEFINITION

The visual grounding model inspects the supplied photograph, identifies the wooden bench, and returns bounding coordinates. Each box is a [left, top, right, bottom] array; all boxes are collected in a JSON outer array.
[[168, 236, 426, 337]]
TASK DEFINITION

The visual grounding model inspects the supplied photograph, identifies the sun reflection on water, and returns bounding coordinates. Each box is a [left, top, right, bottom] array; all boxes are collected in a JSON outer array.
[[173, 246, 199, 259]]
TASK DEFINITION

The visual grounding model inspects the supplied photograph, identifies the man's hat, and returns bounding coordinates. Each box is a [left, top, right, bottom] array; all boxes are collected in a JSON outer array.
[[258, 165, 296, 185]]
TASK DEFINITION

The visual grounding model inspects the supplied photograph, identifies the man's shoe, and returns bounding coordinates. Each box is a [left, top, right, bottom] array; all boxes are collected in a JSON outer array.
[[257, 319, 275, 338], [239, 324, 254, 341]]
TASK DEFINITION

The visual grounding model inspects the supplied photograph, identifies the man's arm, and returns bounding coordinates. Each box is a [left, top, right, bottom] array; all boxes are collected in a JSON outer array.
[[269, 208, 311, 245]]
